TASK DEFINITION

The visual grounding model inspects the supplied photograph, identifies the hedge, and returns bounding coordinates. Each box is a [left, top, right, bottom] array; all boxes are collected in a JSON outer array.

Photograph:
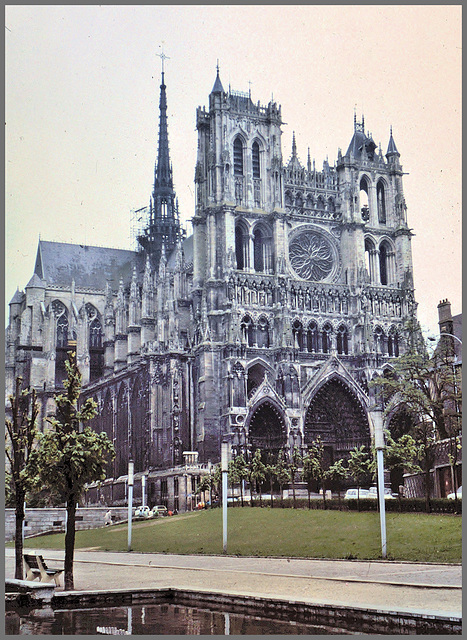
[[229, 497, 461, 514]]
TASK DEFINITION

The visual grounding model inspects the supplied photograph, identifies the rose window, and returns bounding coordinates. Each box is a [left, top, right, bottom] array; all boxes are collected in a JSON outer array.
[[289, 231, 334, 281]]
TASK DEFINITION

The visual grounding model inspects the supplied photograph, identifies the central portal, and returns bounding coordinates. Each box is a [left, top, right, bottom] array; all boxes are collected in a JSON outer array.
[[248, 401, 287, 459], [304, 378, 370, 463]]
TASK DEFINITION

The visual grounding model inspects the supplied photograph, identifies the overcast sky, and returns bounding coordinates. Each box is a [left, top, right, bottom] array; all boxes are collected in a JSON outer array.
[[5, 5, 461, 337]]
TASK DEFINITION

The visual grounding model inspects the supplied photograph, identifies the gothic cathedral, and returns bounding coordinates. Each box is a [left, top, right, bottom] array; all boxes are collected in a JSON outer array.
[[6, 67, 418, 505]]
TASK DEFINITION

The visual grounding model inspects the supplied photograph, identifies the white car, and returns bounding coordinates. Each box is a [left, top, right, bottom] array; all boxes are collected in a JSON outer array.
[[344, 488, 369, 500], [134, 505, 153, 519], [152, 505, 168, 516], [447, 486, 462, 499], [368, 486, 396, 499]]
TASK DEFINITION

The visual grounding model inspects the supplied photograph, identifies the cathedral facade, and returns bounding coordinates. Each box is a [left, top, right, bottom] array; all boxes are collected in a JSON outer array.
[[6, 68, 418, 508]]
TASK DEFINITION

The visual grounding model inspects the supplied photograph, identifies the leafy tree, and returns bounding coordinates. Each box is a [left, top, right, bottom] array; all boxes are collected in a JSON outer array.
[[371, 330, 462, 511], [197, 474, 212, 505], [301, 452, 315, 509], [325, 458, 347, 509], [250, 448, 266, 506], [382, 431, 421, 509], [347, 445, 372, 511], [288, 446, 302, 509], [304, 437, 329, 507], [275, 449, 290, 508], [228, 454, 248, 506], [30, 352, 114, 590], [5, 378, 40, 579], [264, 452, 278, 507]]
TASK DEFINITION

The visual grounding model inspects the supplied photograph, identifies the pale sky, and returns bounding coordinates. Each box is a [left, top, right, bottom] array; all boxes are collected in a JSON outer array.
[[5, 5, 462, 337]]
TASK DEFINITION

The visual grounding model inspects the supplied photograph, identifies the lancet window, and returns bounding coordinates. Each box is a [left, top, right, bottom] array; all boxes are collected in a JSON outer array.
[[360, 177, 370, 221], [240, 315, 255, 347], [292, 320, 304, 351], [307, 321, 319, 353], [235, 223, 249, 271], [337, 325, 349, 355], [233, 137, 244, 176], [377, 180, 386, 224]]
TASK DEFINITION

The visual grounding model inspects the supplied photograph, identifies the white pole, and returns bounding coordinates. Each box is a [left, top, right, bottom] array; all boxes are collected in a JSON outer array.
[[221, 441, 229, 554], [128, 460, 134, 552], [142, 475, 146, 508], [373, 415, 387, 559]]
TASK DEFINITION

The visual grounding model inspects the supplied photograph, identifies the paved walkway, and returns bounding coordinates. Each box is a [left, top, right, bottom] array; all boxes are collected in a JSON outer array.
[[5, 548, 462, 618]]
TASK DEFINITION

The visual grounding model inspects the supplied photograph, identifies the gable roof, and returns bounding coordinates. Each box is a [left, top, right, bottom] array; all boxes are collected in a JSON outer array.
[[34, 240, 142, 290]]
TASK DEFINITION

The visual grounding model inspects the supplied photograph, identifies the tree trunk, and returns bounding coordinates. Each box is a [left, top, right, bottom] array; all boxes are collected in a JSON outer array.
[[270, 478, 274, 507], [322, 482, 326, 509], [239, 480, 244, 507], [258, 481, 262, 507], [307, 487, 311, 510], [64, 496, 77, 590], [279, 483, 284, 508], [14, 490, 25, 580], [291, 473, 296, 509]]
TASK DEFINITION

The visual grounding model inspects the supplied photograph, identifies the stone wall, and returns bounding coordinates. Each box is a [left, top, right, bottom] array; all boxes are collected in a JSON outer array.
[[5, 507, 129, 542]]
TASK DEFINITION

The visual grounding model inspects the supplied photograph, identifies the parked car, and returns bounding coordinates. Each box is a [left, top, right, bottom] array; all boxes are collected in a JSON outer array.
[[344, 488, 369, 500], [134, 505, 153, 519], [368, 487, 396, 499], [152, 505, 168, 516], [447, 486, 462, 500]]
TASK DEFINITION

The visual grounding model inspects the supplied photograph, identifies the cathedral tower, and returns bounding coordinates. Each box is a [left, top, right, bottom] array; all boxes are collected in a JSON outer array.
[[191, 69, 418, 467], [137, 59, 184, 271]]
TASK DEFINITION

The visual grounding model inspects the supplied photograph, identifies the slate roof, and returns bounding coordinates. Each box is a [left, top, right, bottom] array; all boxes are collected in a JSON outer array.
[[34, 240, 143, 290], [211, 69, 224, 94], [167, 234, 193, 271], [9, 288, 25, 305], [386, 131, 400, 156], [345, 128, 367, 158]]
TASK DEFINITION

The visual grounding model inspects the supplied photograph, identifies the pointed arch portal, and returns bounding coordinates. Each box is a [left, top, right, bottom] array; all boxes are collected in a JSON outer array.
[[248, 401, 287, 458], [304, 379, 370, 462]]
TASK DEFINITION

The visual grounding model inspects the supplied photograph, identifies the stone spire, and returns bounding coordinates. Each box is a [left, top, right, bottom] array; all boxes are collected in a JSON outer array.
[[386, 125, 400, 160], [137, 53, 184, 270]]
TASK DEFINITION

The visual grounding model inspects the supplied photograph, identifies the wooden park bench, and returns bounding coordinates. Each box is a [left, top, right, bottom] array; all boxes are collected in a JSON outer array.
[[23, 553, 63, 587]]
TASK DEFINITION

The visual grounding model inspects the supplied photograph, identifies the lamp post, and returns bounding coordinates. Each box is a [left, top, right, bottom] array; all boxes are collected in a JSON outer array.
[[127, 460, 134, 552], [373, 414, 387, 559], [141, 474, 146, 509], [221, 440, 229, 554]]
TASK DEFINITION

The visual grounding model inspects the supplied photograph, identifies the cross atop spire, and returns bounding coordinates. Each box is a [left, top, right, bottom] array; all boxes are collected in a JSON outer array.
[[157, 44, 170, 75]]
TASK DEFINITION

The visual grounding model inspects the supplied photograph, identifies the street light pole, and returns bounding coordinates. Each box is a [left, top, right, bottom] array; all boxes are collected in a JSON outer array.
[[221, 441, 229, 554], [127, 460, 134, 552], [374, 415, 387, 559]]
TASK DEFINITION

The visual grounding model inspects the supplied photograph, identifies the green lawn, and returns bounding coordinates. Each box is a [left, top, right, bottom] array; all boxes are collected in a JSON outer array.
[[17, 508, 461, 563]]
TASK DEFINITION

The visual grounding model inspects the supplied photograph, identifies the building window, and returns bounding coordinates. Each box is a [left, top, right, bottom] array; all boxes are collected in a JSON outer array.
[[56, 315, 69, 348], [307, 322, 318, 352], [257, 316, 270, 348], [241, 315, 255, 347], [252, 141, 260, 179], [388, 333, 399, 357], [360, 177, 370, 221], [233, 137, 244, 176], [379, 243, 388, 285], [377, 180, 386, 224], [337, 325, 349, 355], [235, 223, 249, 270]]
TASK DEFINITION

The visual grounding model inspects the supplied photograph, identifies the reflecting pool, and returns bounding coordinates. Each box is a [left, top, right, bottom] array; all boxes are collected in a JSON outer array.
[[6, 603, 357, 635]]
